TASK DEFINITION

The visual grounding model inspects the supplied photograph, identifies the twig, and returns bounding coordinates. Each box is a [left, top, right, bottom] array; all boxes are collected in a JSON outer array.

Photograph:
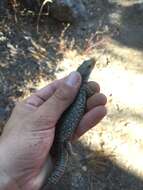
[[36, 0, 53, 33]]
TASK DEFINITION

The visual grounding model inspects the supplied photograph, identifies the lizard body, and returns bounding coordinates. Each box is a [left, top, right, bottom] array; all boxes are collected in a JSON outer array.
[[41, 58, 95, 189]]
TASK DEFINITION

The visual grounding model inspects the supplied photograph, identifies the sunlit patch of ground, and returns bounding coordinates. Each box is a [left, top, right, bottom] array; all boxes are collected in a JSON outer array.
[[81, 38, 143, 179]]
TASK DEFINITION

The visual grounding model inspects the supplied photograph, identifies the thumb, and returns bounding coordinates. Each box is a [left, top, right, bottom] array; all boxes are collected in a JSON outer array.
[[36, 72, 81, 125]]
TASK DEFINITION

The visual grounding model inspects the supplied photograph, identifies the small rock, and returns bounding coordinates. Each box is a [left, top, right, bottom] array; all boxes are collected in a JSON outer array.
[[0, 32, 7, 42], [49, 0, 87, 22], [82, 165, 87, 172]]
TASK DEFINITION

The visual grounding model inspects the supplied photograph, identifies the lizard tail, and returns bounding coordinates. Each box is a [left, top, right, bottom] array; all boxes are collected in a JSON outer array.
[[41, 145, 68, 189]]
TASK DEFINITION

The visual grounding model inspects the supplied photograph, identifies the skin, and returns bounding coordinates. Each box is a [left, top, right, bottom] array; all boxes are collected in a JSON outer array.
[[0, 72, 107, 190]]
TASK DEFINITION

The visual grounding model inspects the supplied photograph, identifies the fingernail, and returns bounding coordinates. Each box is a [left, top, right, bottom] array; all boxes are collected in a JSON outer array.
[[66, 72, 81, 87]]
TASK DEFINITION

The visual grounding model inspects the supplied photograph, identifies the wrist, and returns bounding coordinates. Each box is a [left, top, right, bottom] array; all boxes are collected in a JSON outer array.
[[0, 138, 19, 190], [0, 138, 40, 190]]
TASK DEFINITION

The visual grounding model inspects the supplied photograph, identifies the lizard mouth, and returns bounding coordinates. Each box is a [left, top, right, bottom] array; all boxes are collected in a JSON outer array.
[[86, 58, 96, 72], [77, 58, 96, 81], [89, 58, 96, 68]]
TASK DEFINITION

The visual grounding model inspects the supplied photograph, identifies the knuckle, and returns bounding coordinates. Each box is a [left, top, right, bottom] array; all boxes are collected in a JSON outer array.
[[34, 113, 55, 128], [54, 85, 74, 102]]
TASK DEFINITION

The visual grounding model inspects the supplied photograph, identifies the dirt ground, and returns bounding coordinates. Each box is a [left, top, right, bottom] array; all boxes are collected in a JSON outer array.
[[0, 0, 143, 189]]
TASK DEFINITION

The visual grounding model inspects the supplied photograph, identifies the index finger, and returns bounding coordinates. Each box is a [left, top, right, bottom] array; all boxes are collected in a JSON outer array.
[[25, 77, 65, 107]]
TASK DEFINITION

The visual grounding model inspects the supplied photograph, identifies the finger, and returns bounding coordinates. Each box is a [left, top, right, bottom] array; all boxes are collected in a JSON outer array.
[[25, 81, 99, 108], [73, 105, 107, 140], [87, 81, 100, 93], [25, 78, 65, 107], [86, 93, 107, 111], [36, 72, 81, 124]]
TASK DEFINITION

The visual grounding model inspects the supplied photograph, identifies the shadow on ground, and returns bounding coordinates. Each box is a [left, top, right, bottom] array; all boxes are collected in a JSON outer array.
[[110, 2, 143, 50], [48, 141, 143, 190]]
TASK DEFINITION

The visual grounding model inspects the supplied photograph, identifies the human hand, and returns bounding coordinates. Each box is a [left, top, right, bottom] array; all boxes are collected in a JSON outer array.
[[0, 72, 107, 190]]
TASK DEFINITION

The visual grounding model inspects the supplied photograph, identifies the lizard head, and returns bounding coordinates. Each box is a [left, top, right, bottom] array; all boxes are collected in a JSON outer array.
[[77, 58, 95, 82]]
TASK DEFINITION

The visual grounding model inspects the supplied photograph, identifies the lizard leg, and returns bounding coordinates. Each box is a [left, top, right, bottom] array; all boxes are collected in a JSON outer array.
[[84, 84, 95, 98], [66, 142, 77, 157]]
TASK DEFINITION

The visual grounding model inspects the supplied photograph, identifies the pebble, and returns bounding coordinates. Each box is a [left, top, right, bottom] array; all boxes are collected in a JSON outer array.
[[82, 165, 87, 172], [49, 0, 87, 22]]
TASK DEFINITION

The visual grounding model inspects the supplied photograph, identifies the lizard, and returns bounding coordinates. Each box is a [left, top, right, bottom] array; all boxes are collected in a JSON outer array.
[[41, 58, 96, 189]]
